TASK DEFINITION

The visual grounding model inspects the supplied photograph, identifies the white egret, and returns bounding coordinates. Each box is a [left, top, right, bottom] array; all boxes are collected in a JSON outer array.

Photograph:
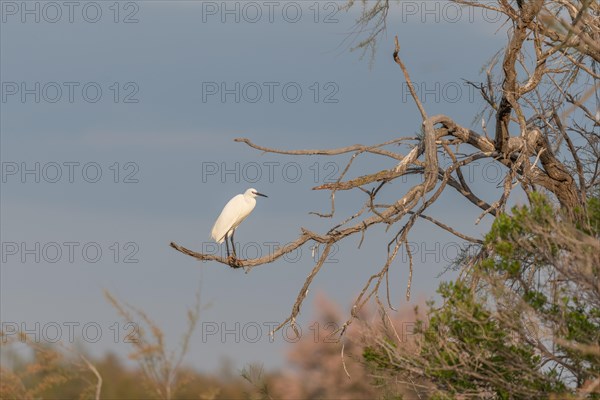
[[211, 188, 268, 258]]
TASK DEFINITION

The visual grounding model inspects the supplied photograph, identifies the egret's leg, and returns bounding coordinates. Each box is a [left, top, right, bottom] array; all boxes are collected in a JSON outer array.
[[224, 234, 231, 258], [230, 230, 237, 258]]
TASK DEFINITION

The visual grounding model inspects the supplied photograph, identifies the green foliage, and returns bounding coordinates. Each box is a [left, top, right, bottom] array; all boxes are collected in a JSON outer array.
[[363, 194, 600, 399]]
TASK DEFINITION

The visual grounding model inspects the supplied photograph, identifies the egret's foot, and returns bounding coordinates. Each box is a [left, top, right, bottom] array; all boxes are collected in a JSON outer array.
[[227, 256, 242, 268]]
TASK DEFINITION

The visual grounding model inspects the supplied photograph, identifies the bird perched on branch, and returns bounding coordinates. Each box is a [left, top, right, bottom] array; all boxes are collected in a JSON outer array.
[[211, 188, 268, 259]]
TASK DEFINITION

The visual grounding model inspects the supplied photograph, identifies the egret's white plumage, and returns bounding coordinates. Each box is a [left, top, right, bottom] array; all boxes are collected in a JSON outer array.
[[211, 188, 267, 257]]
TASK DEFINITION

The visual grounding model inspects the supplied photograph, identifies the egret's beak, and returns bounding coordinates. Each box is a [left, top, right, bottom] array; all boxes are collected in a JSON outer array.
[[256, 192, 268, 198]]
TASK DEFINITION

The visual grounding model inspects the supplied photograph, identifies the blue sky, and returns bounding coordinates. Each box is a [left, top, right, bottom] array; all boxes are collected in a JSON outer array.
[[1, 1, 507, 372]]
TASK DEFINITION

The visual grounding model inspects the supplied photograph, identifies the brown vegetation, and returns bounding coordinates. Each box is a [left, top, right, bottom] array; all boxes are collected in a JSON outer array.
[[1, 295, 424, 399]]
